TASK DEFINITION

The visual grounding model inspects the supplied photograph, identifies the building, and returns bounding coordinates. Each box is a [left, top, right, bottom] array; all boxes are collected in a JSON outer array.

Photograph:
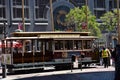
[[0, 0, 119, 41]]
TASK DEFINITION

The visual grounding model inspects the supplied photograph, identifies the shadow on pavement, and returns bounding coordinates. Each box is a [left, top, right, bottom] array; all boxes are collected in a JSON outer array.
[[14, 71, 114, 80], [0, 66, 96, 75], [0, 66, 115, 80]]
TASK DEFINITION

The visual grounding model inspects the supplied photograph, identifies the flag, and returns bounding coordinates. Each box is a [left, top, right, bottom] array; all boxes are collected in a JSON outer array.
[[18, 23, 23, 30]]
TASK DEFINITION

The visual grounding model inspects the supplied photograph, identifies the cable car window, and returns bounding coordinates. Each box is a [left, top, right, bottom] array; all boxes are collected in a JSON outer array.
[[83, 40, 91, 49], [55, 40, 63, 50], [74, 40, 82, 49], [65, 40, 73, 50]]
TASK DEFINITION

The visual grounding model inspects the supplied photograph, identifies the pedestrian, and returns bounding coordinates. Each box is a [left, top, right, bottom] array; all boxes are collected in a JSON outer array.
[[102, 47, 109, 68], [99, 49, 103, 66], [111, 47, 116, 61], [106, 47, 112, 66], [111, 47, 116, 66], [81, 51, 85, 58]]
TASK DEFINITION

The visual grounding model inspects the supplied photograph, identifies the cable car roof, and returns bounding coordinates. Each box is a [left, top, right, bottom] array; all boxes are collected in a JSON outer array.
[[11, 31, 91, 37]]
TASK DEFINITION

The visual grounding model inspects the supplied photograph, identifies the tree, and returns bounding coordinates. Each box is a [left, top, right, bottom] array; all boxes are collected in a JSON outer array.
[[100, 11, 117, 32], [65, 6, 101, 37]]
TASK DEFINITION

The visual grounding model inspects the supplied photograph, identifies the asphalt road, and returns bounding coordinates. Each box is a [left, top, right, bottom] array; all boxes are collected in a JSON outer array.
[[0, 66, 115, 80]]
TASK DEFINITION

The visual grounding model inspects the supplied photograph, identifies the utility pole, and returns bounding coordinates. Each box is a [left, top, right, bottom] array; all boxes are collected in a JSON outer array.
[[115, 0, 120, 80], [50, 0, 54, 31], [22, 0, 25, 32]]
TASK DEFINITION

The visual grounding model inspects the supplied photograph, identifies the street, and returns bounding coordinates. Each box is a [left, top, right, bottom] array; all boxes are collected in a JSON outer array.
[[0, 65, 115, 80]]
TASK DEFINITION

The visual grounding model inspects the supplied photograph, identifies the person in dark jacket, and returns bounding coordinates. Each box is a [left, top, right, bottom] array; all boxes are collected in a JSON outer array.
[[111, 47, 116, 62]]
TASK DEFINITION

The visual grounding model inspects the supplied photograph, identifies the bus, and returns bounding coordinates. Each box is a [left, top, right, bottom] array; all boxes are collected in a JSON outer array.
[[1, 31, 99, 72]]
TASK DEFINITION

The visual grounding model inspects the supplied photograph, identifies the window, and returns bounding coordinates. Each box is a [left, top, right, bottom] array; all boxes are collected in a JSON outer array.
[[0, 27, 3, 34], [70, 0, 85, 7], [35, 0, 49, 19], [0, 7, 5, 18], [24, 8, 29, 18], [0, 0, 6, 18], [12, 0, 29, 19], [113, 0, 120, 8], [94, 10, 106, 19], [45, 41, 52, 51], [37, 40, 43, 51], [0, 0, 5, 5], [13, 0, 28, 6], [55, 40, 63, 50], [13, 0, 22, 5], [65, 40, 73, 50], [74, 40, 82, 49], [94, 0, 105, 8], [13, 8, 22, 18], [83, 40, 92, 49], [109, 1, 113, 11]]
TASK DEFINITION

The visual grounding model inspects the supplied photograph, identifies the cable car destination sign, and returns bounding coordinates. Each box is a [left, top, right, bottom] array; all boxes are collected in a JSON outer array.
[[38, 34, 80, 38]]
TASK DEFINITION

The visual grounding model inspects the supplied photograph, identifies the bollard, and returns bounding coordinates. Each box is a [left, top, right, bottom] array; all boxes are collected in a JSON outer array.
[[115, 45, 120, 80], [2, 64, 7, 78]]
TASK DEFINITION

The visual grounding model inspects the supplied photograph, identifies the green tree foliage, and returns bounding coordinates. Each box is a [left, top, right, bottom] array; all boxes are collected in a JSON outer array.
[[65, 6, 101, 37], [100, 11, 117, 31]]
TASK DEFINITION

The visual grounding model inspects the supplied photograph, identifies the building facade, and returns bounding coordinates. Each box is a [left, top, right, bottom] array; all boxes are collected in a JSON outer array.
[[0, 0, 119, 34]]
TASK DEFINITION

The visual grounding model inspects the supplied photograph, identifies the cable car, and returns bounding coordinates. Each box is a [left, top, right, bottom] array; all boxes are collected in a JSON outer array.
[[1, 31, 99, 72]]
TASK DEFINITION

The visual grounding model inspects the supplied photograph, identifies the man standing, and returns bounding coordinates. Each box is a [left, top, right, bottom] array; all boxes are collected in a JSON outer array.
[[102, 47, 109, 68], [106, 48, 111, 66]]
